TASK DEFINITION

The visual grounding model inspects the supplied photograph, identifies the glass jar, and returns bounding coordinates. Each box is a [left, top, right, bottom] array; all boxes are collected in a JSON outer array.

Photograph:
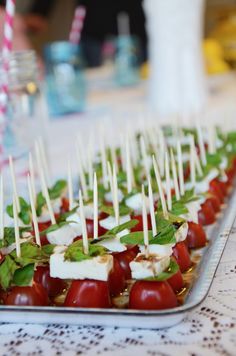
[[44, 41, 86, 117], [0, 50, 47, 179]]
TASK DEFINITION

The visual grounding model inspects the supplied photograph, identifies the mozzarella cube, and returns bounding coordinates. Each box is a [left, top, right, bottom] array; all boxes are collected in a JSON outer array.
[[175, 222, 188, 242], [47, 225, 77, 246], [130, 254, 170, 279], [50, 252, 113, 281], [125, 193, 150, 215], [99, 214, 130, 231]]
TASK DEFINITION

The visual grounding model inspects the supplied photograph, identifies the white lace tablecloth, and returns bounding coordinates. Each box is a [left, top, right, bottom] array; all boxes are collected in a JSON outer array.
[[1, 72, 236, 355]]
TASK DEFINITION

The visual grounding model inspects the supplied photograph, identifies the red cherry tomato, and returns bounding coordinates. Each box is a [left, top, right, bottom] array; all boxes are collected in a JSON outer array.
[[198, 201, 215, 226], [215, 179, 228, 196], [167, 269, 184, 293], [85, 219, 108, 238], [61, 197, 69, 213], [225, 167, 235, 183], [186, 221, 207, 249], [209, 180, 224, 203], [172, 242, 192, 272], [64, 279, 111, 308], [113, 247, 138, 279], [4, 283, 49, 306], [129, 280, 178, 310], [108, 258, 126, 296], [206, 195, 221, 213], [130, 214, 152, 232], [37, 221, 51, 246], [34, 265, 67, 297]]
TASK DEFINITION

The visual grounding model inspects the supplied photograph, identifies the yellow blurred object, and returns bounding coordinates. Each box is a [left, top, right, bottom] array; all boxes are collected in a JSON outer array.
[[210, 13, 236, 64], [140, 62, 149, 79], [203, 38, 230, 74]]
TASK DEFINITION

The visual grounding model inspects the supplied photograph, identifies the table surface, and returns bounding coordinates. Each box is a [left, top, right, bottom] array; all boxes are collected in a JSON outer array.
[[1, 71, 236, 356]]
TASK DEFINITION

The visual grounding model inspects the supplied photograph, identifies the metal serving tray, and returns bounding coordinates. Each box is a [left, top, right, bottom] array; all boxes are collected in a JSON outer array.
[[0, 190, 235, 329]]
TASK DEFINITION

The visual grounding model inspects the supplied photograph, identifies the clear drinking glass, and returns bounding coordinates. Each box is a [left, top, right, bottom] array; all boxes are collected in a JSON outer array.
[[114, 35, 140, 87], [44, 41, 86, 117]]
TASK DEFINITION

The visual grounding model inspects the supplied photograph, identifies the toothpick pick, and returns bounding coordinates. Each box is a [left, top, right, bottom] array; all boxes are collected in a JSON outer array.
[[79, 189, 89, 254], [13, 195, 21, 258], [38, 137, 50, 185], [100, 136, 108, 189], [9, 156, 20, 212], [67, 159, 74, 210], [125, 136, 134, 193], [35, 142, 56, 225], [152, 155, 168, 219], [170, 149, 180, 201], [140, 135, 150, 180], [189, 135, 196, 188], [112, 163, 120, 226], [196, 123, 207, 166], [29, 152, 36, 204], [142, 185, 149, 258], [194, 145, 203, 177], [177, 141, 185, 196], [107, 161, 114, 198], [148, 177, 157, 237], [0, 175, 4, 239], [75, 143, 88, 201], [93, 172, 98, 240], [110, 145, 118, 173], [158, 128, 166, 177], [27, 174, 41, 247], [87, 137, 94, 190], [208, 125, 216, 154], [165, 151, 172, 212]]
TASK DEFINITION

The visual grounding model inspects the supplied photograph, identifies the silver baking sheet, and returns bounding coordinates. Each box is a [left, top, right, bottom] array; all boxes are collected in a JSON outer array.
[[0, 190, 235, 329]]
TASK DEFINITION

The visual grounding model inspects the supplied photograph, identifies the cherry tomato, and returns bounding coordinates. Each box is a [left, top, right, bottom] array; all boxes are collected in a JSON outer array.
[[167, 269, 184, 293], [172, 242, 192, 272], [34, 265, 67, 297], [186, 221, 207, 249], [225, 167, 235, 184], [108, 258, 126, 296], [37, 221, 51, 246], [215, 179, 228, 197], [129, 280, 178, 310], [4, 283, 49, 306], [85, 219, 108, 238], [130, 214, 152, 232], [64, 280, 111, 308], [198, 201, 215, 226], [205, 195, 221, 213], [209, 180, 224, 203], [113, 247, 138, 279], [61, 197, 69, 213]]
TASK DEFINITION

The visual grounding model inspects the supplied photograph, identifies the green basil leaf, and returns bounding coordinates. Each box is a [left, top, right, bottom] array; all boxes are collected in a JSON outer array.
[[0, 255, 18, 290], [36, 192, 46, 216], [12, 263, 35, 286], [120, 231, 153, 245], [41, 244, 56, 257], [104, 219, 139, 236], [0, 227, 32, 248], [145, 259, 179, 281], [49, 180, 67, 200], [64, 240, 107, 262], [100, 204, 132, 217], [57, 206, 78, 222], [11, 242, 42, 266], [6, 197, 31, 225]]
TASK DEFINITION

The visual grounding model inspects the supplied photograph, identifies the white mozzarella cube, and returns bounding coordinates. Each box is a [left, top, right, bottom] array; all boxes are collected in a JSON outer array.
[[99, 214, 130, 231], [97, 237, 127, 252], [139, 244, 173, 257], [50, 252, 113, 281], [175, 222, 188, 242], [47, 225, 77, 246], [130, 254, 170, 279], [125, 193, 150, 215]]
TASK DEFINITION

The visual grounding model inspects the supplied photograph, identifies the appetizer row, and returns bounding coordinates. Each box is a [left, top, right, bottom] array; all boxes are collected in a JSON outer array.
[[0, 125, 235, 310]]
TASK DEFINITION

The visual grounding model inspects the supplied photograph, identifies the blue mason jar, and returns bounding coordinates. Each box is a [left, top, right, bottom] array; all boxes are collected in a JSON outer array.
[[114, 35, 140, 87], [44, 41, 86, 117]]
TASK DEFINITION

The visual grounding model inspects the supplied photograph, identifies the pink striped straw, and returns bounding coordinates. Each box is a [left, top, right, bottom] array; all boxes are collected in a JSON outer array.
[[69, 6, 86, 44], [0, 0, 15, 154]]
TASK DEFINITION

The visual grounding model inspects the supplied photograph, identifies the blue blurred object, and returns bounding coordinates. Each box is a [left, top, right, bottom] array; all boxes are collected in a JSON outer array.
[[114, 35, 140, 87], [44, 42, 86, 117]]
